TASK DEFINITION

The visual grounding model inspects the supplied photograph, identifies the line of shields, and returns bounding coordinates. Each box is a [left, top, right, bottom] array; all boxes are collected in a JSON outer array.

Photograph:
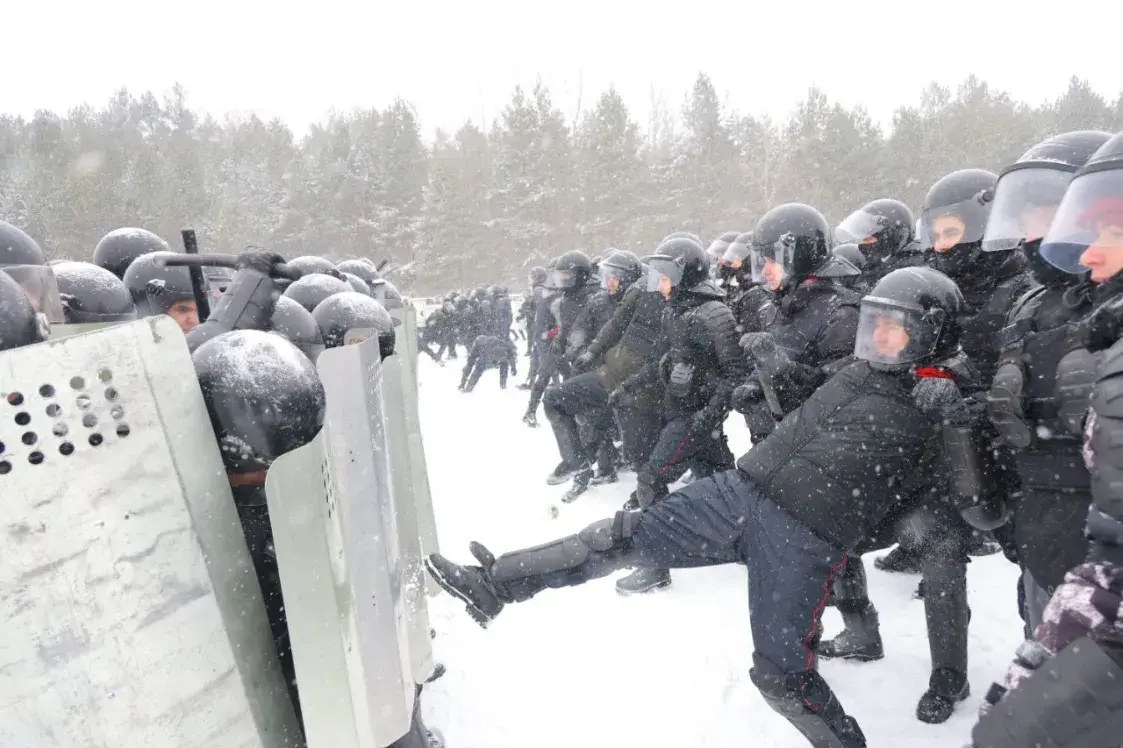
[[0, 276, 442, 746]]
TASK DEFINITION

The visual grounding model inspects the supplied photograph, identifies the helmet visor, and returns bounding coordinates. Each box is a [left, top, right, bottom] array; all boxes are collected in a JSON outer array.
[[918, 193, 992, 252], [706, 238, 732, 259], [721, 239, 752, 269], [645, 256, 685, 293], [599, 263, 631, 293], [2, 264, 65, 323], [854, 299, 944, 366], [834, 210, 886, 246], [750, 235, 796, 285], [983, 168, 1072, 252], [1040, 169, 1123, 277]]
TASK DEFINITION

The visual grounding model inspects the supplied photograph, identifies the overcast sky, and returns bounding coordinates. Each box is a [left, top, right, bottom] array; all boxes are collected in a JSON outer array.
[[8, 0, 1119, 137]]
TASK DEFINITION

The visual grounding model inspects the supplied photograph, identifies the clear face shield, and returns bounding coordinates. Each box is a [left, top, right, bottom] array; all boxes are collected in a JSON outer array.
[[750, 235, 796, 290], [721, 239, 752, 271], [1040, 169, 1123, 283], [854, 299, 944, 366], [982, 167, 1072, 253], [549, 269, 578, 290], [644, 256, 685, 298], [918, 193, 992, 253], [834, 210, 887, 248], [2, 264, 65, 327]]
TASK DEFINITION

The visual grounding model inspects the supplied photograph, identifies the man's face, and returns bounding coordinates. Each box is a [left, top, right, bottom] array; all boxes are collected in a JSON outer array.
[[762, 257, 785, 291], [1079, 220, 1123, 283], [931, 214, 967, 253], [1018, 203, 1058, 243], [871, 314, 910, 360], [166, 300, 199, 334]]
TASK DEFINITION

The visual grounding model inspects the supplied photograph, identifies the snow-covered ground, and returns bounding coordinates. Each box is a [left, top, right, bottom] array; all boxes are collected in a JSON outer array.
[[416, 352, 1022, 748]]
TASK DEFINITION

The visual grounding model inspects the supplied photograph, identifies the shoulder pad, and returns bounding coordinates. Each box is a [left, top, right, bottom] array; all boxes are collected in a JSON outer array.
[[1007, 284, 1048, 323], [686, 279, 726, 299], [815, 255, 862, 279]]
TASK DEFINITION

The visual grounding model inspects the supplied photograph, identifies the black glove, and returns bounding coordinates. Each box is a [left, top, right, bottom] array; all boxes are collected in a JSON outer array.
[[748, 335, 790, 376], [573, 351, 596, 372], [731, 381, 764, 413], [912, 376, 971, 426], [608, 387, 634, 408], [692, 407, 721, 433], [236, 248, 288, 277], [739, 332, 771, 355]]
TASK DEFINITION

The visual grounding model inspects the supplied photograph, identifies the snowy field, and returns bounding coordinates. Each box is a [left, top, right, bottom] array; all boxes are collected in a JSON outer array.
[[416, 351, 1022, 748]]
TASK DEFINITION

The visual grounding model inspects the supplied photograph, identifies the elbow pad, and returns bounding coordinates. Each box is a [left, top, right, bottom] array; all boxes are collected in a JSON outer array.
[[987, 360, 1033, 449]]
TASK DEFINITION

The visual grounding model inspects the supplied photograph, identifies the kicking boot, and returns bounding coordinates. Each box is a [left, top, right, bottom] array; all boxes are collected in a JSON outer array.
[[615, 567, 671, 595], [817, 603, 884, 662], [622, 491, 640, 511], [546, 459, 587, 486], [916, 667, 969, 724], [425, 662, 447, 683], [522, 412, 538, 427], [590, 467, 618, 486], [427, 519, 634, 626], [874, 544, 922, 574]]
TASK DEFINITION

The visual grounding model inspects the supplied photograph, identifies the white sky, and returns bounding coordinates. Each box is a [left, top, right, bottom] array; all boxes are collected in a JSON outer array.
[[8, 0, 1119, 138]]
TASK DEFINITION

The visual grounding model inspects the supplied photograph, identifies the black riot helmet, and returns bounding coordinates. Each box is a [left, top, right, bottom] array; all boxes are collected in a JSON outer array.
[[53, 261, 137, 323], [528, 266, 548, 288], [0, 270, 46, 351], [720, 231, 754, 277], [854, 267, 965, 373], [834, 199, 916, 264], [375, 279, 404, 309], [0, 221, 65, 324], [91, 227, 170, 280], [193, 330, 326, 475], [336, 259, 383, 286], [919, 169, 998, 277], [662, 231, 703, 246], [707, 231, 740, 262], [122, 252, 195, 317], [1040, 131, 1123, 285], [599, 249, 643, 296], [645, 236, 710, 297], [551, 250, 593, 291], [751, 203, 855, 293], [269, 294, 326, 361], [288, 256, 338, 277], [340, 272, 372, 296], [831, 243, 868, 291], [985, 131, 1113, 287], [312, 291, 398, 359], [282, 273, 350, 313]]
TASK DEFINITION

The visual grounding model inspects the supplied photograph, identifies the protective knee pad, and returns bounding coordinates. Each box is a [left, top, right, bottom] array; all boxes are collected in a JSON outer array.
[[750, 656, 864, 748]]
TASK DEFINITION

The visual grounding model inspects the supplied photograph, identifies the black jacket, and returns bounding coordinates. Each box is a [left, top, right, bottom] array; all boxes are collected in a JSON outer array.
[[946, 251, 1033, 384], [738, 360, 939, 551]]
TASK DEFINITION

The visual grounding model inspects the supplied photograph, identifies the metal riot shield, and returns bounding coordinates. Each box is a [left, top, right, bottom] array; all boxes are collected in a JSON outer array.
[[380, 347, 437, 684], [389, 305, 440, 594], [265, 335, 415, 748], [0, 316, 301, 748]]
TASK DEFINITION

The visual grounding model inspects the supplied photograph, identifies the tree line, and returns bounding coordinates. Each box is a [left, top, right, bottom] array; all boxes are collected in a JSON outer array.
[[2, 75, 1122, 294]]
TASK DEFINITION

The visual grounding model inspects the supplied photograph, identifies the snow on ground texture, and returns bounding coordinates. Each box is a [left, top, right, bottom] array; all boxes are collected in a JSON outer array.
[[417, 353, 1021, 748]]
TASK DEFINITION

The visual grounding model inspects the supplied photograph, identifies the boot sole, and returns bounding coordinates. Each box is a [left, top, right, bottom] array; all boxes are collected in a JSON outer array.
[[817, 649, 884, 663], [615, 578, 672, 596], [916, 685, 970, 724], [424, 557, 496, 629]]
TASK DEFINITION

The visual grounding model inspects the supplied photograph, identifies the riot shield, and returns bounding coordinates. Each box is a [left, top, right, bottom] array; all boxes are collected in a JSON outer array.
[[265, 336, 415, 748], [381, 349, 437, 684], [0, 316, 301, 748], [389, 305, 440, 595]]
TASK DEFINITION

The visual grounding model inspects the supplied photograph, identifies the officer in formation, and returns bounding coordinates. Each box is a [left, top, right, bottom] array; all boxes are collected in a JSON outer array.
[[420, 130, 1123, 747]]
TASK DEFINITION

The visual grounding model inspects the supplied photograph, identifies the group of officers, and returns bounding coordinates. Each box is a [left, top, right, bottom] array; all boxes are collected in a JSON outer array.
[[422, 129, 1123, 748], [0, 224, 442, 746]]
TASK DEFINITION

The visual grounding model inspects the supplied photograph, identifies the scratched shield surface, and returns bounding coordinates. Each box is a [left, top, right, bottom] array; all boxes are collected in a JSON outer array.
[[0, 317, 300, 748]]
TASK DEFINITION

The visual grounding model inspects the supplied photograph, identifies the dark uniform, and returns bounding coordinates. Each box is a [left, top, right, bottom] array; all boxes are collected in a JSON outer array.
[[426, 267, 986, 748], [972, 132, 1123, 746], [460, 334, 518, 391]]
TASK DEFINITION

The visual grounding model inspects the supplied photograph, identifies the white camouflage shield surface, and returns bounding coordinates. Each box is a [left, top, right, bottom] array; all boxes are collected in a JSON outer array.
[[265, 335, 416, 748], [0, 316, 301, 748]]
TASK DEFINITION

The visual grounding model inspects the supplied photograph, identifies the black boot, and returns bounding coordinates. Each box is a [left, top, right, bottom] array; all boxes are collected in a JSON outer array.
[[545, 405, 591, 485], [874, 543, 922, 574], [916, 667, 969, 724], [425, 517, 633, 627], [818, 558, 884, 662], [615, 567, 671, 595], [818, 604, 884, 662]]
